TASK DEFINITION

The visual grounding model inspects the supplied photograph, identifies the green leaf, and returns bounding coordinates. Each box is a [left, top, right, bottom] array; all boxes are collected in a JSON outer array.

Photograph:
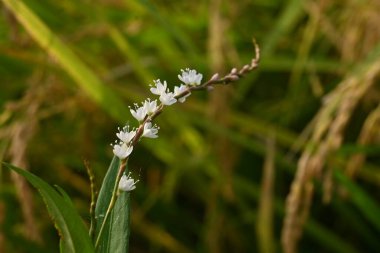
[[3, 162, 94, 253], [109, 192, 131, 253], [2, 0, 129, 122], [94, 156, 131, 253], [335, 170, 380, 232]]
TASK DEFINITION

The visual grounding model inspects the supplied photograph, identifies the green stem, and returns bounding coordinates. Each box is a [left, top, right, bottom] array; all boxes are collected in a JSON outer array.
[[85, 160, 97, 241], [94, 159, 127, 250]]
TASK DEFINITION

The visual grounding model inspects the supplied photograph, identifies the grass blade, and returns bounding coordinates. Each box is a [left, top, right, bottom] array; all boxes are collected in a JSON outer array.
[[2, 0, 128, 122], [335, 170, 380, 232]]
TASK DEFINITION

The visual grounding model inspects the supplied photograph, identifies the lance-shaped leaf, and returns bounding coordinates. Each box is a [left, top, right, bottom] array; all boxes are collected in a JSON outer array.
[[94, 156, 131, 253], [3, 162, 94, 253]]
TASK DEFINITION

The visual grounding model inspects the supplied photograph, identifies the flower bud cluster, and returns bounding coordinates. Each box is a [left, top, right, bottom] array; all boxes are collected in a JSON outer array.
[[113, 68, 203, 191]]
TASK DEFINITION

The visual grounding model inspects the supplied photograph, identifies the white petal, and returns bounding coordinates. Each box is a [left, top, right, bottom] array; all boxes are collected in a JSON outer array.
[[159, 92, 177, 105], [150, 80, 167, 95], [118, 173, 138, 192], [142, 122, 159, 138], [116, 128, 136, 143], [130, 105, 147, 122], [143, 99, 158, 115], [174, 84, 191, 103], [113, 143, 133, 159], [178, 68, 203, 86]]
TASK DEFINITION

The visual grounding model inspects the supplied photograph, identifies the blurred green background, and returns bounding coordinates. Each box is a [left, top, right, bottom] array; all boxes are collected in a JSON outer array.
[[1, 0, 380, 252]]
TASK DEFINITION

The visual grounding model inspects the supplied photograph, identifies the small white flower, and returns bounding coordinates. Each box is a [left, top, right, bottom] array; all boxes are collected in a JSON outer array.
[[113, 143, 133, 159], [159, 92, 177, 105], [150, 79, 167, 95], [142, 122, 159, 138], [116, 126, 136, 143], [178, 68, 203, 86], [130, 103, 147, 122], [118, 172, 139, 192], [174, 84, 191, 103], [143, 99, 158, 115]]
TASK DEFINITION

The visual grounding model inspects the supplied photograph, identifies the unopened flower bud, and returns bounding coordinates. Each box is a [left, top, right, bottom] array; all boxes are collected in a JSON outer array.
[[240, 64, 250, 74], [228, 74, 239, 81], [210, 73, 220, 81]]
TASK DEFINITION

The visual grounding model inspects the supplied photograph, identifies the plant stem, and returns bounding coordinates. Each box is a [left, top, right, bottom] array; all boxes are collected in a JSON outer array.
[[85, 160, 97, 241]]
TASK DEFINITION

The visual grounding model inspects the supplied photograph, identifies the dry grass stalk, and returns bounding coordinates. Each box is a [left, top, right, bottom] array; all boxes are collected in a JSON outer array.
[[2, 75, 53, 244], [8, 102, 41, 243], [205, 0, 228, 251], [0, 202, 4, 253], [346, 103, 380, 178], [257, 136, 276, 253], [282, 58, 380, 253], [282, 1, 380, 252]]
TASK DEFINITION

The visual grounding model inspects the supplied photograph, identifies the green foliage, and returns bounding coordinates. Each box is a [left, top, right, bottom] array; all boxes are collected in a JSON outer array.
[[3, 163, 94, 253], [2, 0, 128, 122], [335, 171, 380, 233], [94, 157, 131, 253]]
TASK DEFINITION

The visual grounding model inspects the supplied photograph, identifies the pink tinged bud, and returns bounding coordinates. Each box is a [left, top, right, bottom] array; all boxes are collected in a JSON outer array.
[[240, 64, 250, 74], [230, 68, 238, 74], [251, 59, 258, 68], [228, 75, 239, 81], [210, 73, 220, 81]]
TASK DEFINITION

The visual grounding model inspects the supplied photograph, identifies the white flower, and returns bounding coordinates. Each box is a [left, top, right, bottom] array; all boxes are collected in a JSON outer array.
[[130, 103, 147, 122], [150, 79, 167, 95], [143, 99, 158, 115], [116, 126, 136, 143], [159, 92, 177, 105], [174, 84, 191, 103], [178, 68, 203, 86], [118, 172, 139, 192], [113, 143, 133, 159], [142, 122, 159, 138]]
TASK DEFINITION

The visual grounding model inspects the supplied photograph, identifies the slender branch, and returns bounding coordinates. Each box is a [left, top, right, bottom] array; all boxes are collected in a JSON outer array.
[[85, 160, 97, 241], [132, 39, 261, 145]]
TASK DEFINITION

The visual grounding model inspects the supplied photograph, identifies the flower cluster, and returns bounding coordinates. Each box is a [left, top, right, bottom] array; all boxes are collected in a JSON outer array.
[[112, 68, 203, 191], [112, 126, 136, 159]]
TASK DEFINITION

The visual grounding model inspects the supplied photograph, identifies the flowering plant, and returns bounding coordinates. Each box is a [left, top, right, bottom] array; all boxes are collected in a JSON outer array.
[[3, 41, 259, 253]]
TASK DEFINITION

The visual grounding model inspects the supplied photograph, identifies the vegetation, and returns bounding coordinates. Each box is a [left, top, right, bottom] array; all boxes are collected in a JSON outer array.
[[1, 0, 380, 252]]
